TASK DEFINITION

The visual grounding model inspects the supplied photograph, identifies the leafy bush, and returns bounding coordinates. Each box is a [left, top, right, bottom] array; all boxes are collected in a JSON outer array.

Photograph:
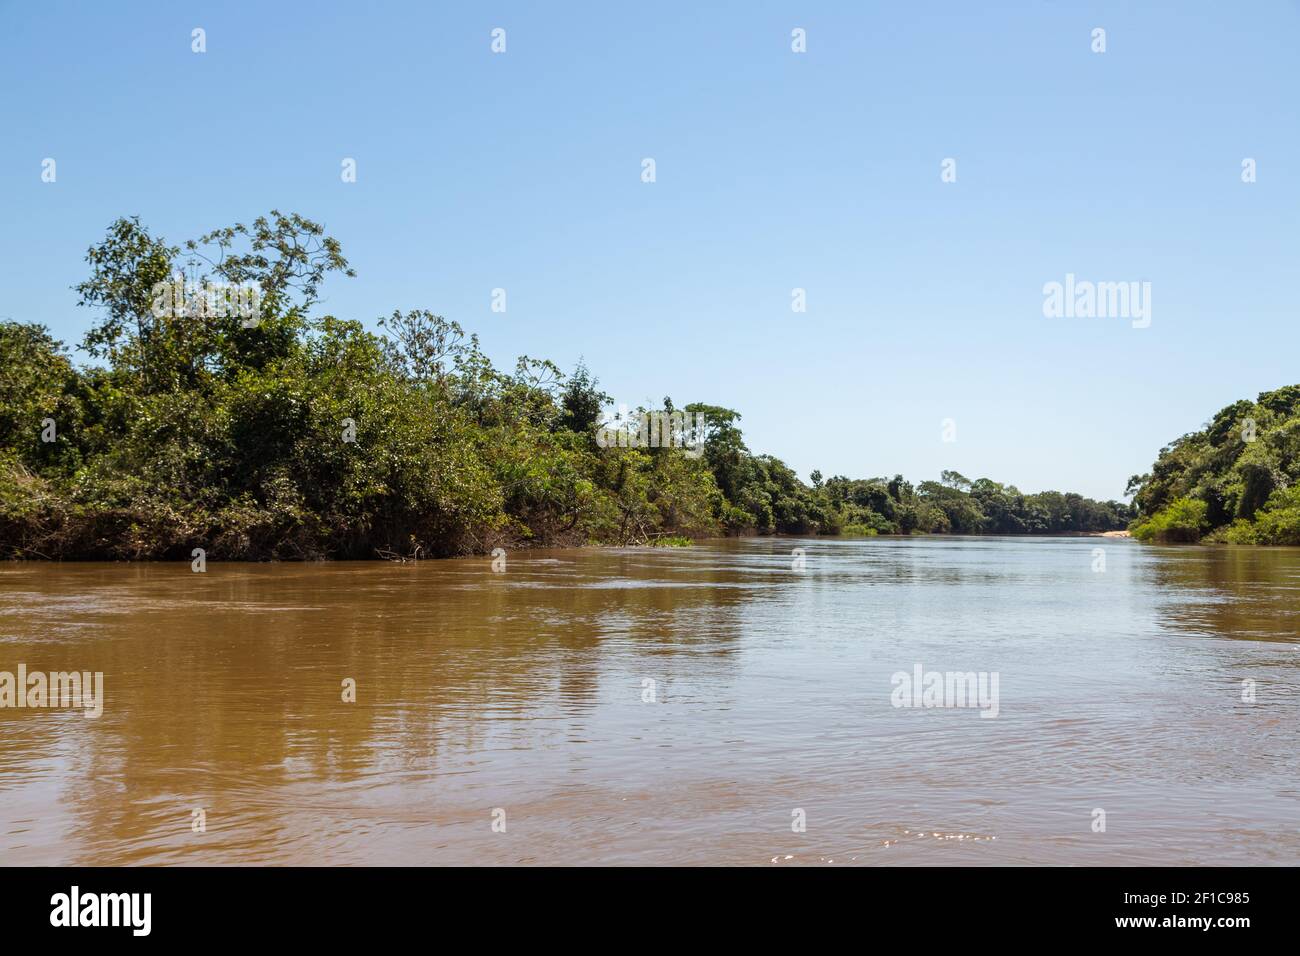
[[840, 523, 879, 536], [1131, 497, 1208, 543], [1247, 484, 1300, 545]]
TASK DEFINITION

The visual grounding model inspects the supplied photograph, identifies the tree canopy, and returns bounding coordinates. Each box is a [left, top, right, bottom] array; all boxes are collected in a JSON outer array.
[[1, 213, 1131, 559], [1128, 385, 1300, 544]]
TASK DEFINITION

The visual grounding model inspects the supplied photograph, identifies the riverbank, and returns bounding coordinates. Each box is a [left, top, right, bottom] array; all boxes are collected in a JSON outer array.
[[3, 528, 1143, 562], [3, 216, 1133, 562]]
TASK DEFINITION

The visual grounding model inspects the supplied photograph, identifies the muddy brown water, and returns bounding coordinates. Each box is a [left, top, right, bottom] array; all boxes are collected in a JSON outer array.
[[1, 536, 1296, 865]]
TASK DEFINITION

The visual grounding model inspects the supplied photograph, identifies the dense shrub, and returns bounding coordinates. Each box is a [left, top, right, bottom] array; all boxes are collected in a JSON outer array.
[[1131, 497, 1209, 543]]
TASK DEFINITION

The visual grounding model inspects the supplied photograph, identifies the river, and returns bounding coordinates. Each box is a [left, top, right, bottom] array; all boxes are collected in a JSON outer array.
[[1, 536, 1296, 865]]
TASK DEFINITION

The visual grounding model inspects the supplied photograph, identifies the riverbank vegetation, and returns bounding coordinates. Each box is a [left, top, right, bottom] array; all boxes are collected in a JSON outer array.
[[1128, 385, 1300, 545], [1, 212, 1131, 560]]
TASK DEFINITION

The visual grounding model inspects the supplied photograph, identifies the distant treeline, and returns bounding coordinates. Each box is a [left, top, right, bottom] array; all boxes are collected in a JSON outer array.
[[0, 212, 1131, 560], [1128, 385, 1300, 545]]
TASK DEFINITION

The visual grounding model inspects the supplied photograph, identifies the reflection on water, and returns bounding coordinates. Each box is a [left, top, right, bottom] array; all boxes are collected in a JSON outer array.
[[0, 537, 1296, 865]]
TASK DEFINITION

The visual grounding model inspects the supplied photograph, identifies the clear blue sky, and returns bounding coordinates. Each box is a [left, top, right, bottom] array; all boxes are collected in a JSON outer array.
[[3, 1, 1297, 500]]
